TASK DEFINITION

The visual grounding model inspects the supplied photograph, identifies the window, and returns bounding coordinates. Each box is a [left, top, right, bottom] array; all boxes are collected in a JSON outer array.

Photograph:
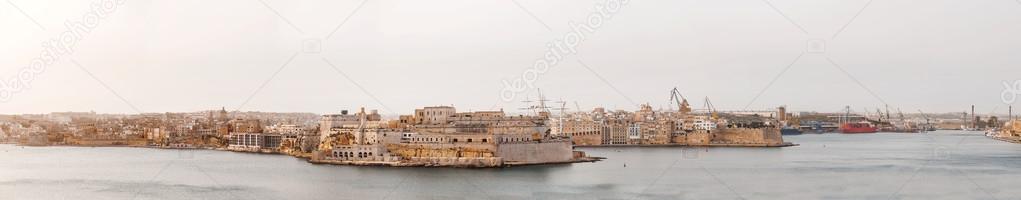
[[482, 139, 488, 143], [467, 139, 473, 142]]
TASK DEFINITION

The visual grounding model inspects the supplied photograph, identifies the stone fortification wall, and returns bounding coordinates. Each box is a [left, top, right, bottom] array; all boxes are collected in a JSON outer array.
[[496, 141, 573, 164], [713, 128, 783, 145], [671, 131, 710, 145], [572, 135, 602, 146], [405, 157, 502, 167], [687, 131, 711, 145], [386, 143, 497, 158]]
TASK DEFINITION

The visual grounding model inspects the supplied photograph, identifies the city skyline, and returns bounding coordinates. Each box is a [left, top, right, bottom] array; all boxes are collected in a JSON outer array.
[[5, 1, 1021, 199]]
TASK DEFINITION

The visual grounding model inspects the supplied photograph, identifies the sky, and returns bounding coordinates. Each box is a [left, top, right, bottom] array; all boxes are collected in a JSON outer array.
[[1, 0, 1020, 115]]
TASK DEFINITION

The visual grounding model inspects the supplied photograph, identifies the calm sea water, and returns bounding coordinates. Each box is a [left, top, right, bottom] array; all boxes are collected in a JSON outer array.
[[2, 131, 1020, 200]]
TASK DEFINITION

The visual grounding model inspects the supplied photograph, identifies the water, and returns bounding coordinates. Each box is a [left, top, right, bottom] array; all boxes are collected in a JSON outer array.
[[2, 131, 1020, 200]]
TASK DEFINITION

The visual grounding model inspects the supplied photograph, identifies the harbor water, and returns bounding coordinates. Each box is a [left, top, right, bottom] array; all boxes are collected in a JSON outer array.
[[2, 131, 1019, 200]]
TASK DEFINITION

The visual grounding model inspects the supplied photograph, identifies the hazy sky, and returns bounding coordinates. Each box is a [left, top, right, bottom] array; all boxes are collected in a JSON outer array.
[[2, 0, 1020, 115]]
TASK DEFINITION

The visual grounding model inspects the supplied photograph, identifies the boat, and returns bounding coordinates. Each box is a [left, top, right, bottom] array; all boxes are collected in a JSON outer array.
[[781, 126, 802, 135], [840, 122, 878, 134], [799, 121, 838, 133], [836, 106, 878, 134], [985, 128, 1000, 137]]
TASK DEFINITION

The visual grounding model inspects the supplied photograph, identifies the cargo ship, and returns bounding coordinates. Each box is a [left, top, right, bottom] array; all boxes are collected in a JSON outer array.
[[840, 122, 878, 134]]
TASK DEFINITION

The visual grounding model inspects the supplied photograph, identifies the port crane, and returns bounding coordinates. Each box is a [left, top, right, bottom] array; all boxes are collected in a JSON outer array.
[[669, 87, 692, 114], [918, 109, 934, 132], [885, 105, 892, 122], [876, 108, 884, 122], [897, 108, 906, 122], [704, 96, 719, 120]]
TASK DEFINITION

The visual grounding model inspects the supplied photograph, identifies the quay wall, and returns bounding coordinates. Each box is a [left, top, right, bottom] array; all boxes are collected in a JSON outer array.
[[65, 138, 148, 146], [687, 131, 711, 145], [669, 131, 710, 145], [496, 141, 573, 164], [406, 157, 502, 167], [713, 128, 783, 145], [386, 143, 497, 158]]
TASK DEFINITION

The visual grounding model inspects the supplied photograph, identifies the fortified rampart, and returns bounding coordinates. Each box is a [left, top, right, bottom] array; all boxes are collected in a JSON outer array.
[[496, 141, 573, 165], [386, 143, 497, 158], [712, 128, 783, 146], [572, 135, 602, 146]]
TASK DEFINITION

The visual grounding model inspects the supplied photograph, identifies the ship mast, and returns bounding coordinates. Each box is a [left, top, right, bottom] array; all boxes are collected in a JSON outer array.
[[520, 89, 552, 118]]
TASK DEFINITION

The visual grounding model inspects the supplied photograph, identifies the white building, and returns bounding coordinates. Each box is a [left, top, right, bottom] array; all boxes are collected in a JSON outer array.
[[228, 133, 283, 150], [627, 123, 641, 140], [693, 120, 718, 131]]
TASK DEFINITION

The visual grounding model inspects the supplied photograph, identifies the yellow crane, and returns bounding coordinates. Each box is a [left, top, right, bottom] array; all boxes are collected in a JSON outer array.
[[669, 87, 691, 114], [704, 96, 718, 120]]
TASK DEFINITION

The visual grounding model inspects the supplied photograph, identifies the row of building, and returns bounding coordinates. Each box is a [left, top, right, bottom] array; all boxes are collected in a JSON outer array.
[[553, 104, 787, 147], [305, 106, 580, 167]]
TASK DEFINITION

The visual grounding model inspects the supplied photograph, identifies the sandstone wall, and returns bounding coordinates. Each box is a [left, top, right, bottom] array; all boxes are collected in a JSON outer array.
[[712, 128, 783, 145], [496, 142, 573, 164], [386, 143, 497, 158], [572, 135, 602, 146], [685, 131, 710, 145], [406, 157, 502, 167]]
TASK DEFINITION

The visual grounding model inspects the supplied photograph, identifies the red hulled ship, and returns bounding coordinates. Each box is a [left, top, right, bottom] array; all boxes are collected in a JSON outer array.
[[840, 122, 878, 134]]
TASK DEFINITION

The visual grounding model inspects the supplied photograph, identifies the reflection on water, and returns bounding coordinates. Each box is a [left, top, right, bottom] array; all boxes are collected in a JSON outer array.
[[2, 131, 1020, 200]]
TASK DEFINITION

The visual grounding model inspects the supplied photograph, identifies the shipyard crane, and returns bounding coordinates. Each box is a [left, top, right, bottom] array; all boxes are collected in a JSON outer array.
[[552, 99, 567, 116], [897, 108, 905, 121], [885, 105, 892, 122], [876, 108, 885, 122], [669, 87, 691, 114], [918, 109, 933, 132], [704, 96, 719, 120]]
